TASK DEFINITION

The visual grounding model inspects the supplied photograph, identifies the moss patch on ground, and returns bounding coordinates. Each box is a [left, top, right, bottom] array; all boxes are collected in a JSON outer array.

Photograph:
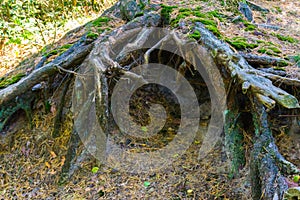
[[258, 44, 282, 56], [271, 33, 299, 43]]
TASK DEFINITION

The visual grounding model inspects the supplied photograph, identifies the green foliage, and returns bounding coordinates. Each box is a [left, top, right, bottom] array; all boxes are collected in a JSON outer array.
[[141, 126, 148, 132], [0, 0, 108, 45], [293, 175, 300, 183]]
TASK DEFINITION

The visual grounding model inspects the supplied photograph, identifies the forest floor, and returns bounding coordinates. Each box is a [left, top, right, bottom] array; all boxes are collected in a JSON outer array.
[[0, 0, 300, 199]]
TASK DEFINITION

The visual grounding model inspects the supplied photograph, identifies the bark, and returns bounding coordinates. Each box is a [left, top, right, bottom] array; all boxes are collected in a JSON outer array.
[[0, 1, 299, 199]]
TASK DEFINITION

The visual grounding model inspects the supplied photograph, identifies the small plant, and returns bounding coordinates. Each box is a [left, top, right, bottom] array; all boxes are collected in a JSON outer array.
[[91, 166, 99, 173]]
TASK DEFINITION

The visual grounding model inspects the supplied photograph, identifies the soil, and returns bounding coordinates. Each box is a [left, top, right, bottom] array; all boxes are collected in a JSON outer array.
[[0, 0, 299, 199]]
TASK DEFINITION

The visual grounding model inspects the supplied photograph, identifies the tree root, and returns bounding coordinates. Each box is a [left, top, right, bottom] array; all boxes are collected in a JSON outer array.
[[194, 23, 300, 109], [0, 39, 93, 106], [0, 3, 299, 199], [240, 53, 290, 67]]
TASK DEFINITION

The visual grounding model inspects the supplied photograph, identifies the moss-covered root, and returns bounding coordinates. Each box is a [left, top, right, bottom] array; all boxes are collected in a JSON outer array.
[[59, 129, 82, 185], [224, 109, 246, 178], [250, 97, 289, 199], [52, 74, 72, 138]]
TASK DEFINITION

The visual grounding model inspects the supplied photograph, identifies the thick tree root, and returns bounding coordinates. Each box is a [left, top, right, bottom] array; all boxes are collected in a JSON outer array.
[[240, 53, 290, 67], [0, 2, 299, 199], [0, 39, 93, 106], [250, 97, 299, 199], [194, 23, 299, 110]]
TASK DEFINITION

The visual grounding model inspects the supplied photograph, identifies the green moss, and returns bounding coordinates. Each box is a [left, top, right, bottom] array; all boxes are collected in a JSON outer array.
[[86, 32, 99, 40], [192, 18, 216, 26], [138, 0, 149, 10], [205, 25, 221, 37], [274, 6, 282, 13], [256, 40, 266, 44], [224, 109, 246, 178], [134, 12, 144, 17], [244, 24, 256, 31], [257, 48, 267, 54], [0, 73, 26, 89], [273, 66, 286, 70], [91, 17, 110, 26], [258, 47, 280, 56], [241, 20, 256, 31], [60, 44, 72, 50], [194, 6, 202, 11], [206, 10, 226, 21], [96, 27, 111, 34], [161, 4, 178, 24], [193, 11, 207, 18], [293, 54, 300, 63], [272, 33, 298, 43], [179, 11, 192, 17], [171, 12, 190, 27], [291, 54, 300, 67], [189, 29, 201, 40], [266, 41, 277, 46], [268, 46, 281, 53], [46, 49, 58, 56], [277, 61, 289, 67], [179, 8, 192, 12], [226, 37, 258, 50], [43, 43, 73, 57]]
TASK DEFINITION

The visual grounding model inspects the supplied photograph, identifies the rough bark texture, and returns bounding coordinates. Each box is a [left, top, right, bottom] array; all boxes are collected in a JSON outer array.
[[0, 1, 299, 199]]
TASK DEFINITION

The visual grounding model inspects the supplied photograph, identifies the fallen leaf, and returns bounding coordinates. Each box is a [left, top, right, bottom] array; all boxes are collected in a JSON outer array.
[[49, 151, 57, 158], [45, 162, 51, 168], [144, 181, 151, 187]]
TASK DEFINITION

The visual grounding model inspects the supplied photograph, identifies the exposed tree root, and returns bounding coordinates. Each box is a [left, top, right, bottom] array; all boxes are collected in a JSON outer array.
[[0, 2, 299, 199], [0, 39, 93, 106], [240, 53, 290, 68]]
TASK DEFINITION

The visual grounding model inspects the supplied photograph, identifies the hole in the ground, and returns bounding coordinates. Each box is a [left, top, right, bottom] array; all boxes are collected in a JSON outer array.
[[106, 49, 211, 152]]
